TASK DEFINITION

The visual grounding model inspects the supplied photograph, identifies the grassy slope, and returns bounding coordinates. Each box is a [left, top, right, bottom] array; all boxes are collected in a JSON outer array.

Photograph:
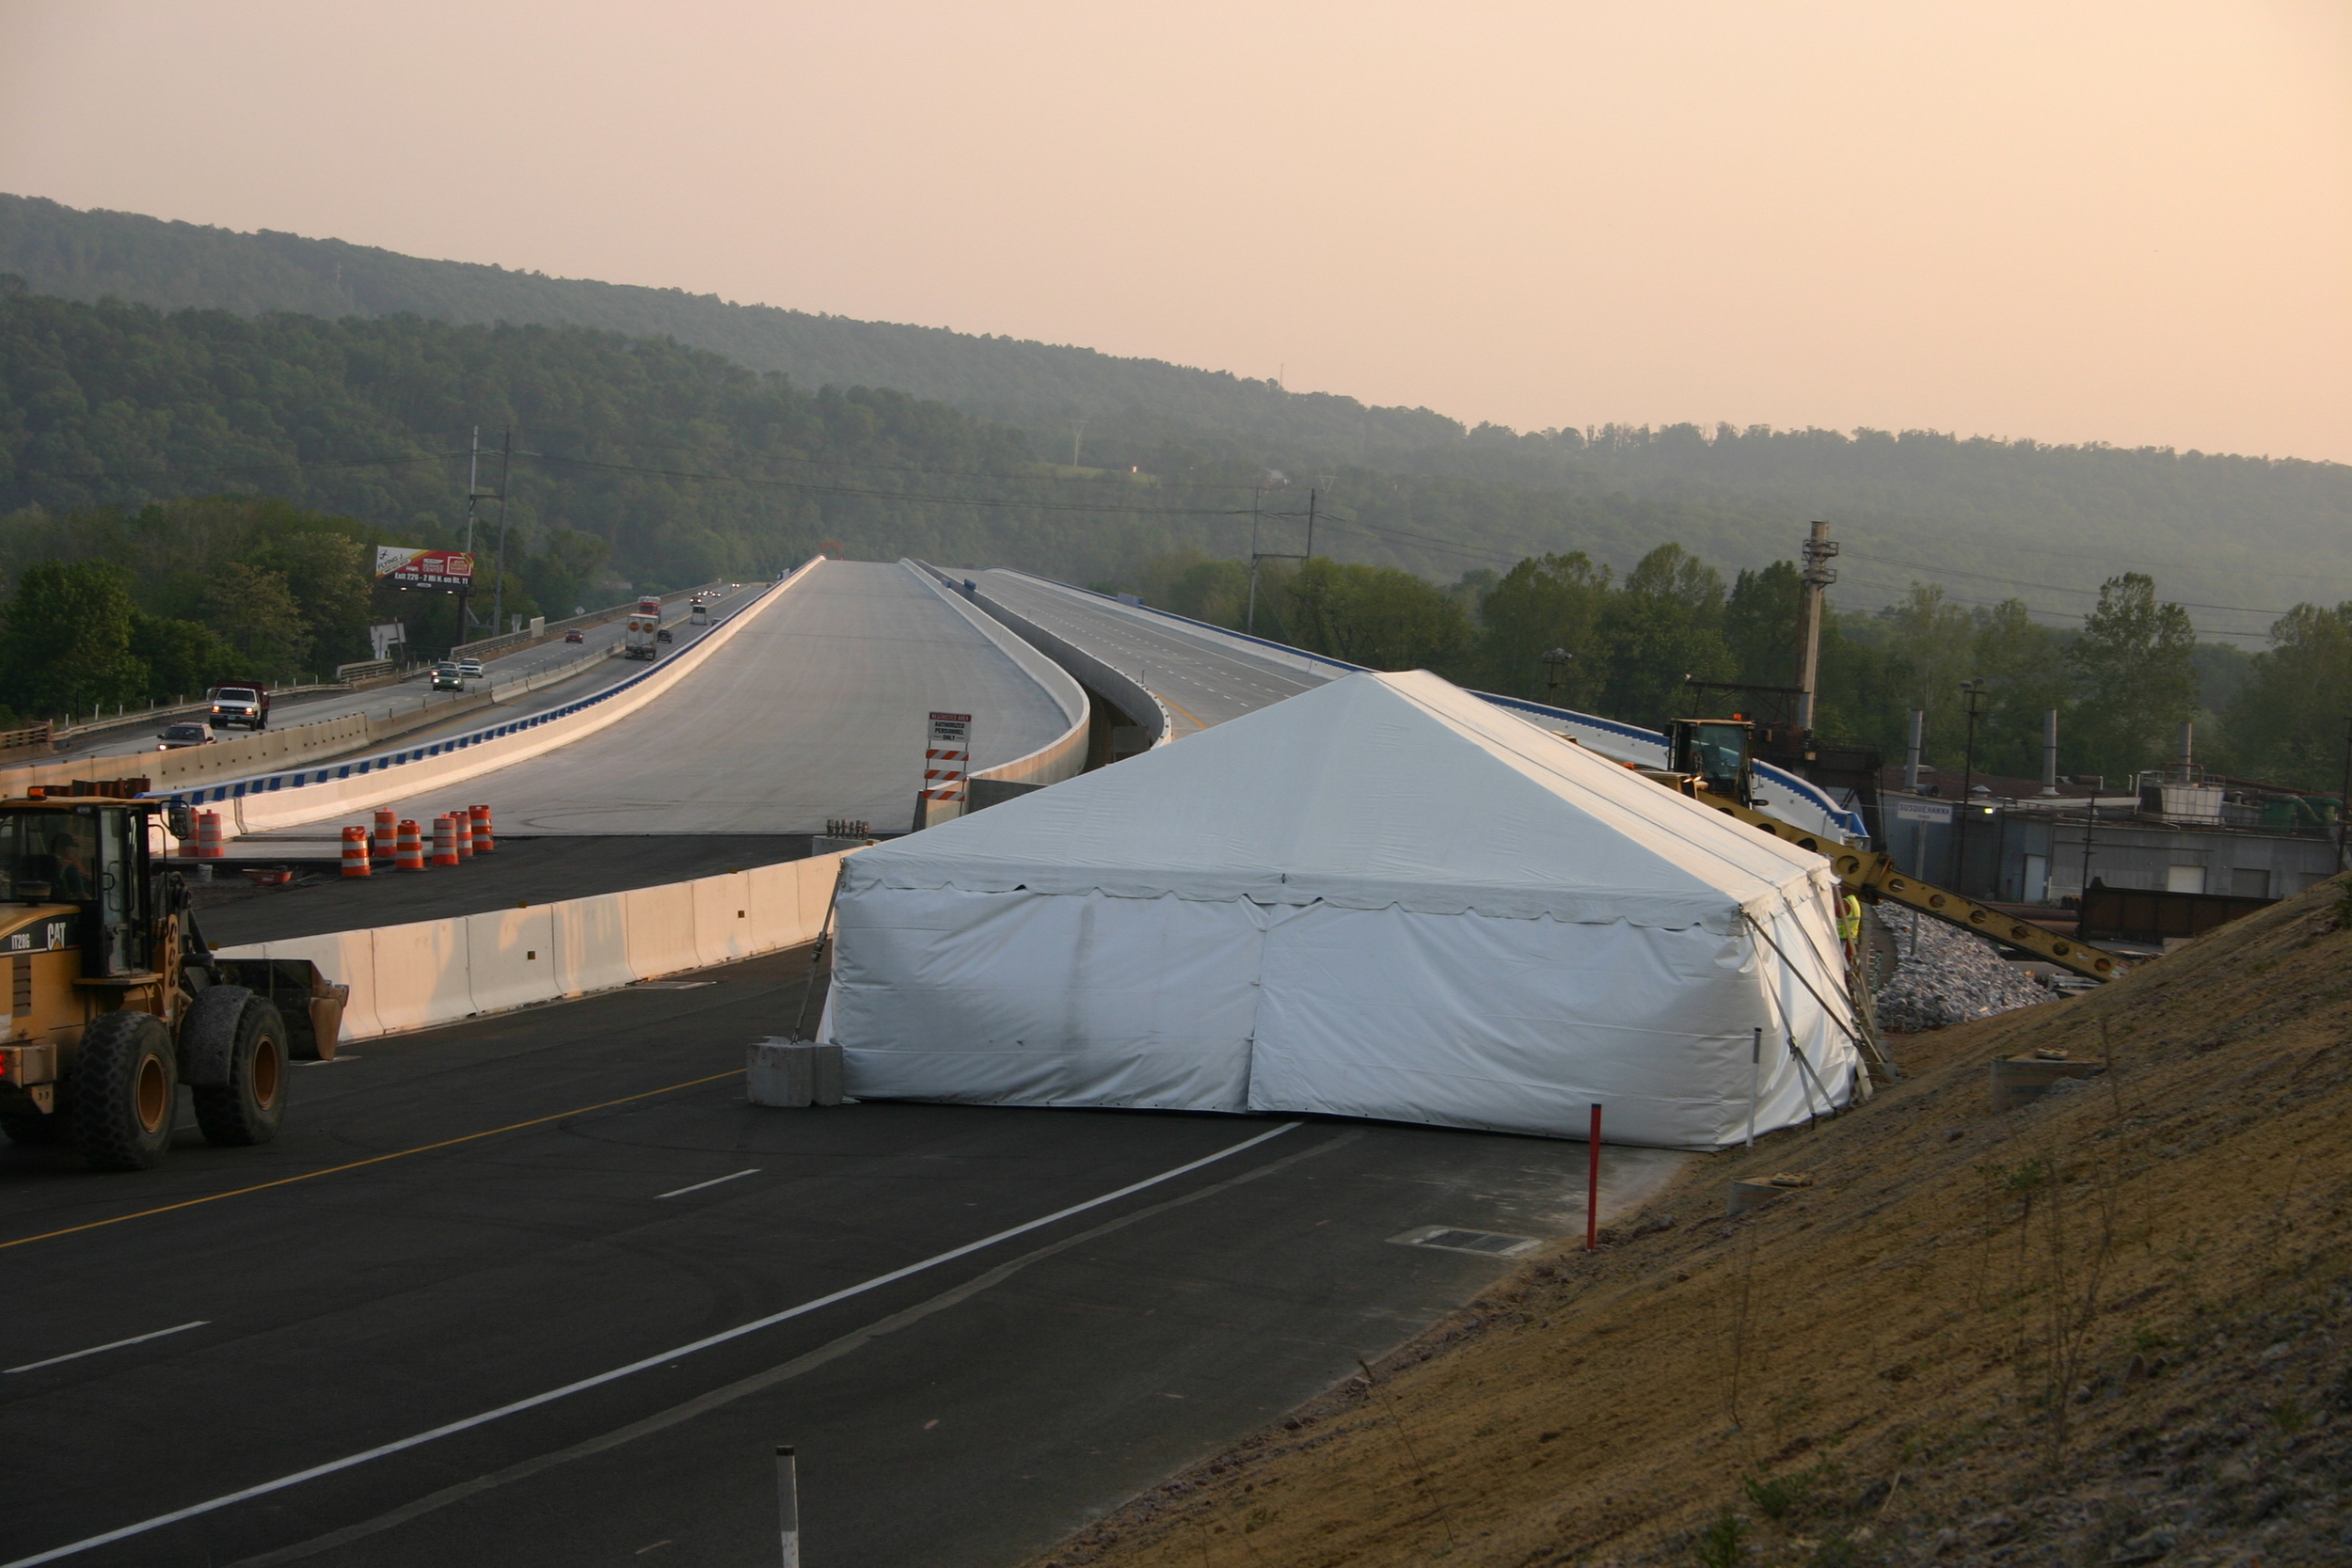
[[1037, 879, 2352, 1568]]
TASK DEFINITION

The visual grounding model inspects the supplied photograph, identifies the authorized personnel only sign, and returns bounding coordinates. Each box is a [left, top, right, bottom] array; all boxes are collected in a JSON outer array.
[[922, 712, 972, 801]]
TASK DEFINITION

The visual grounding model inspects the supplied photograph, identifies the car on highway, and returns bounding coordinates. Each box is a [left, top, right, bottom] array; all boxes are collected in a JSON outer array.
[[457, 658, 485, 677], [655, 627, 674, 644], [206, 682, 270, 730], [431, 662, 465, 691], [564, 629, 585, 643], [153, 721, 215, 751]]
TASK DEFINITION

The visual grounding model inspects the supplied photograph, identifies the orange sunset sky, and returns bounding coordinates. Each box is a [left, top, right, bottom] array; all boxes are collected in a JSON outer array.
[[3, 1, 2345, 461]]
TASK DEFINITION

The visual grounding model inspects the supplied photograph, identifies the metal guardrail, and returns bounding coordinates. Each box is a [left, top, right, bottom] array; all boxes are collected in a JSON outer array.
[[155, 572, 792, 810]]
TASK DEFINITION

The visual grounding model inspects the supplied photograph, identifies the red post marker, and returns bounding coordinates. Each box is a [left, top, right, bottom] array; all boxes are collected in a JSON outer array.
[[1585, 1102, 1602, 1251]]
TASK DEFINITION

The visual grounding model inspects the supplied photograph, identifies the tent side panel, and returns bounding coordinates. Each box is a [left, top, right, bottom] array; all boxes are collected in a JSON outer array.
[[831, 885, 1263, 1112], [1247, 904, 1787, 1148]]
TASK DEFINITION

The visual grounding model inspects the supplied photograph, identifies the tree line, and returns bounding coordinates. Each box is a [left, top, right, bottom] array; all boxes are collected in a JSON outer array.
[[1112, 547, 2341, 792]]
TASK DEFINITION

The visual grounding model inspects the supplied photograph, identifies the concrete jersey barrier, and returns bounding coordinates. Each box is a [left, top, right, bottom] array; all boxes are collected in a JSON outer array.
[[216, 849, 852, 1043], [153, 557, 826, 841]]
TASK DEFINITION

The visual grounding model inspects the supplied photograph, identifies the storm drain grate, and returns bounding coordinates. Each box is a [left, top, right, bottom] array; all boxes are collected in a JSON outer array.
[[628, 980, 717, 990], [1390, 1225, 1539, 1258]]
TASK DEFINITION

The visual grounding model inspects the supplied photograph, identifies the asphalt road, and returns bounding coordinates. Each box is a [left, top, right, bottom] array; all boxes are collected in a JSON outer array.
[[262, 561, 1070, 838], [973, 571, 1323, 737], [0, 948, 1680, 1568], [58, 588, 755, 766]]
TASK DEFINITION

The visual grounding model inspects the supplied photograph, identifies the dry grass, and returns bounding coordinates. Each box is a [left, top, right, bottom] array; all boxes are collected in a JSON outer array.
[[1032, 876, 2352, 1568]]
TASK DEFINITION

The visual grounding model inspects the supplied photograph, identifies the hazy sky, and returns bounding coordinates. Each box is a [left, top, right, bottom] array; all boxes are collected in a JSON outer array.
[[3, 1, 2346, 462]]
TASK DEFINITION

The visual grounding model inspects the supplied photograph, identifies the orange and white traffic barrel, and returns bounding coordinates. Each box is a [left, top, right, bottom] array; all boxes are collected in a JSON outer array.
[[395, 819, 426, 871], [431, 815, 460, 867], [341, 825, 372, 878], [469, 803, 495, 853], [371, 808, 397, 865], [451, 809, 474, 860], [195, 811, 226, 860]]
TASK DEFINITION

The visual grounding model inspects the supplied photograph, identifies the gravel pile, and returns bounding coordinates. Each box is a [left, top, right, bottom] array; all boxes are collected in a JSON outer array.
[[1873, 906, 2057, 1032]]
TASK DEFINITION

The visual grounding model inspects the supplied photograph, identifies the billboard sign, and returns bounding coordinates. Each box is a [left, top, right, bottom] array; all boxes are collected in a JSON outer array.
[[374, 546, 476, 586]]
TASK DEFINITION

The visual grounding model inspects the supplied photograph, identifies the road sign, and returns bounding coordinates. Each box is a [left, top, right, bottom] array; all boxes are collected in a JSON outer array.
[[923, 712, 971, 802]]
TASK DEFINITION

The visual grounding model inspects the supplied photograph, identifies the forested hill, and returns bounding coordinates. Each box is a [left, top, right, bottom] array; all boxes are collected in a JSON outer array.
[[6, 191, 2346, 628]]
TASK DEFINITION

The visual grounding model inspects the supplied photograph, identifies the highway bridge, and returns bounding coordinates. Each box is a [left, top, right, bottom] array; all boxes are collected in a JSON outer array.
[[1, 555, 1694, 1568]]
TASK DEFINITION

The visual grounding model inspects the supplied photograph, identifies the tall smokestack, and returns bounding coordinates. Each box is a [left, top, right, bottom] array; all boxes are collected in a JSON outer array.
[[1792, 521, 1839, 731], [2178, 721, 2195, 771], [1904, 708, 1924, 792], [2042, 709, 2060, 797]]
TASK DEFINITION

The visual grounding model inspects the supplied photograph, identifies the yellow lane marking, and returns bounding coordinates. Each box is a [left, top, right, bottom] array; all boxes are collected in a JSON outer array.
[[1155, 692, 1209, 733], [0, 1069, 746, 1252]]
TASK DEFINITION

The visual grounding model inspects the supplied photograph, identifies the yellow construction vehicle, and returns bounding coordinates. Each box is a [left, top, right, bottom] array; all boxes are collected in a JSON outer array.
[[0, 783, 346, 1170], [1652, 720, 2121, 983]]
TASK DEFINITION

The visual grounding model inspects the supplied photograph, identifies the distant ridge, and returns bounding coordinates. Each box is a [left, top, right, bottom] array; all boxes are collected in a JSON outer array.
[[4, 191, 2346, 626]]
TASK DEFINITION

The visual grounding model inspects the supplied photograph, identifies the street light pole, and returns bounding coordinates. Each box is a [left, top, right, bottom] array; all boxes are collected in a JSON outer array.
[[1952, 678, 1986, 891]]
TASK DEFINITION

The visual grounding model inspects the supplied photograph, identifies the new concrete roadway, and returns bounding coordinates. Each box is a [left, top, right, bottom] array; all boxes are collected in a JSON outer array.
[[0, 946, 1679, 1568], [972, 570, 1323, 737], [255, 560, 1072, 839]]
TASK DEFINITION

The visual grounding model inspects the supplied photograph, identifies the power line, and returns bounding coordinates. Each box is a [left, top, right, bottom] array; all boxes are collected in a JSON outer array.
[[1842, 550, 2293, 617]]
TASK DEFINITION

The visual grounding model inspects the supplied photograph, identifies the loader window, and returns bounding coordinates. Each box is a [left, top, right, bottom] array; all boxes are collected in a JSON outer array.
[[0, 813, 99, 903]]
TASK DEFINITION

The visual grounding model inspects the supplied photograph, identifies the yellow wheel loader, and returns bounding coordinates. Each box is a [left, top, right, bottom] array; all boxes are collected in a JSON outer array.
[[0, 784, 346, 1171]]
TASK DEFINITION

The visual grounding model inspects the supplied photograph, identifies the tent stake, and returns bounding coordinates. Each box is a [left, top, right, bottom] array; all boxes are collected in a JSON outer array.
[[1585, 1103, 1602, 1250], [1746, 1026, 1761, 1148]]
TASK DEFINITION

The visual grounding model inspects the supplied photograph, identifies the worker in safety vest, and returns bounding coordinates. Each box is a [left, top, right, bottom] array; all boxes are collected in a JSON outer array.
[[1838, 891, 1864, 963]]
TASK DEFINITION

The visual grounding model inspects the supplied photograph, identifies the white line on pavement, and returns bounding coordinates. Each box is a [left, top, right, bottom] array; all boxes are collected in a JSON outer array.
[[2, 1120, 1303, 1568], [5, 1321, 210, 1375], [655, 1169, 760, 1199]]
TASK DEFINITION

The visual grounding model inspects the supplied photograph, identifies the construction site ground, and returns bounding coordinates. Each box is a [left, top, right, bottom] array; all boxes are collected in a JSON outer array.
[[1035, 876, 2352, 1568]]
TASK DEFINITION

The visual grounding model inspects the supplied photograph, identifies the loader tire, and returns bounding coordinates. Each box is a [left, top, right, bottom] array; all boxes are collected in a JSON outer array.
[[191, 995, 287, 1147], [72, 1010, 179, 1171]]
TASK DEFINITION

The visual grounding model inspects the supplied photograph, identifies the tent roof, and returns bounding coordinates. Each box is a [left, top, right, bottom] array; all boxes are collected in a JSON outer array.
[[850, 670, 1836, 928]]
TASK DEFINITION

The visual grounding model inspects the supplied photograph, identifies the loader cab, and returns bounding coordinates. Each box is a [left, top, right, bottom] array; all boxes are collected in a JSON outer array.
[[0, 800, 151, 978], [1666, 718, 1756, 808]]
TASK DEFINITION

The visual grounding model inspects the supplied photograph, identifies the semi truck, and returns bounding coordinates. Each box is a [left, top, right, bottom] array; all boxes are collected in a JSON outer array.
[[207, 682, 270, 730], [622, 595, 663, 661], [0, 784, 344, 1169]]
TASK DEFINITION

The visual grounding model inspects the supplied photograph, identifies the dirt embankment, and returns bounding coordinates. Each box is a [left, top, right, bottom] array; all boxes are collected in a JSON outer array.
[[1036, 878, 2352, 1568]]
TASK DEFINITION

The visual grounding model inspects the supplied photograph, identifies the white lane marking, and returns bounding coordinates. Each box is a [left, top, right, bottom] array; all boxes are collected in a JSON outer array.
[[655, 1169, 760, 1199], [2, 1120, 1303, 1568], [5, 1322, 210, 1375]]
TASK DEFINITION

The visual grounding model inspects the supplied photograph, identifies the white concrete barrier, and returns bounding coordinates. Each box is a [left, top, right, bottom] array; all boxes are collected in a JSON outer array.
[[464, 906, 559, 1016], [553, 894, 633, 1000], [621, 880, 702, 981], [691, 872, 756, 969], [215, 847, 854, 1043]]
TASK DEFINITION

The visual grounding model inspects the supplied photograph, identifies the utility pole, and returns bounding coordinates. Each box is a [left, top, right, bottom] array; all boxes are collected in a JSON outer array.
[[1069, 419, 1087, 467], [1540, 648, 1575, 705], [1952, 677, 1986, 890], [1792, 520, 1839, 731], [491, 425, 514, 636], [1306, 487, 1317, 562], [456, 425, 481, 641]]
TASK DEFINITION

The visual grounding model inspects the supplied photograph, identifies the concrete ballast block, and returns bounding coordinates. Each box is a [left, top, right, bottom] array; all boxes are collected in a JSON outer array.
[[748, 1037, 844, 1108]]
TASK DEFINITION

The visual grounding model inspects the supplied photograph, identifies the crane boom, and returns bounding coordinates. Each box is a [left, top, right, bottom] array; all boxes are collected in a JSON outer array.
[[1644, 770, 2121, 982]]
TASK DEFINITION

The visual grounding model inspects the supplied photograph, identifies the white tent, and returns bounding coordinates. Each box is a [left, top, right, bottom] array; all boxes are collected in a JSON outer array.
[[823, 671, 1862, 1148]]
